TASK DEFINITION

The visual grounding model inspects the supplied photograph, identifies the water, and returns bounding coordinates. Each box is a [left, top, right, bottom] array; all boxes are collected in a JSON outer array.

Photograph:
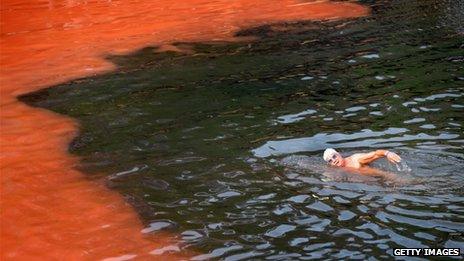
[[20, 0, 464, 259], [1, 0, 367, 258]]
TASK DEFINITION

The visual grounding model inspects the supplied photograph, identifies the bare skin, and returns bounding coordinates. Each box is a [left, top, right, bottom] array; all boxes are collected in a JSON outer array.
[[327, 149, 402, 168], [326, 149, 404, 181]]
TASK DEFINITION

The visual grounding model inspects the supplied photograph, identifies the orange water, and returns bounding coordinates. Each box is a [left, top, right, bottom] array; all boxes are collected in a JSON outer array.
[[0, 1, 368, 259]]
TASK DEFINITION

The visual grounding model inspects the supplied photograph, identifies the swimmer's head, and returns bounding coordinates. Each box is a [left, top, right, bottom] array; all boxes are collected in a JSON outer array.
[[323, 148, 343, 166]]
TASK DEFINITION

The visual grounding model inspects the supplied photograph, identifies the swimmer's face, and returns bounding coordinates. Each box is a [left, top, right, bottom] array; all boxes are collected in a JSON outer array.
[[327, 152, 343, 167]]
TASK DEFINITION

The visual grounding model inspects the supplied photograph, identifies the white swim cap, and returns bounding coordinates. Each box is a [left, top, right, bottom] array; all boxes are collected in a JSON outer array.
[[323, 148, 338, 162]]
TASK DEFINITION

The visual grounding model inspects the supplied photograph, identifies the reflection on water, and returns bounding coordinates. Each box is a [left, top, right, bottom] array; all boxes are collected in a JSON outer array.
[[1, 0, 367, 259], [253, 127, 459, 157], [21, 0, 464, 259]]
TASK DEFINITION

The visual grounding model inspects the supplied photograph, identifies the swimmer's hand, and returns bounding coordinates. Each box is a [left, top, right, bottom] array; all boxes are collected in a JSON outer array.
[[386, 151, 401, 163]]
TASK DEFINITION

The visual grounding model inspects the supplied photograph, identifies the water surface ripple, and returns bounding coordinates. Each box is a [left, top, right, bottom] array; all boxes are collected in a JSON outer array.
[[21, 0, 464, 259]]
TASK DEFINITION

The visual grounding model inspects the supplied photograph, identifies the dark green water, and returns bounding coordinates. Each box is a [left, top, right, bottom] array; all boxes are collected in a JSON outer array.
[[21, 0, 463, 259]]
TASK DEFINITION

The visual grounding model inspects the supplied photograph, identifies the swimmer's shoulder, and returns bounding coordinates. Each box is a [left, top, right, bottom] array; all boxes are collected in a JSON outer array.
[[345, 153, 366, 168], [346, 153, 365, 161]]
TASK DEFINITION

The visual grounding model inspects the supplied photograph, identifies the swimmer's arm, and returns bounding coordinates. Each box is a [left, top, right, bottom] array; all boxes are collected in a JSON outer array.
[[357, 150, 401, 165]]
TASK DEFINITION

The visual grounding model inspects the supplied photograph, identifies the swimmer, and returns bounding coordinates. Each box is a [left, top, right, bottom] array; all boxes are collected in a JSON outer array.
[[324, 148, 409, 184], [323, 148, 401, 169], [322, 148, 410, 183]]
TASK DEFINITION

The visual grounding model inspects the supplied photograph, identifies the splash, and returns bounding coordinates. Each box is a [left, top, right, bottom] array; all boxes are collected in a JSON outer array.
[[395, 161, 412, 172], [0, 0, 368, 259]]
